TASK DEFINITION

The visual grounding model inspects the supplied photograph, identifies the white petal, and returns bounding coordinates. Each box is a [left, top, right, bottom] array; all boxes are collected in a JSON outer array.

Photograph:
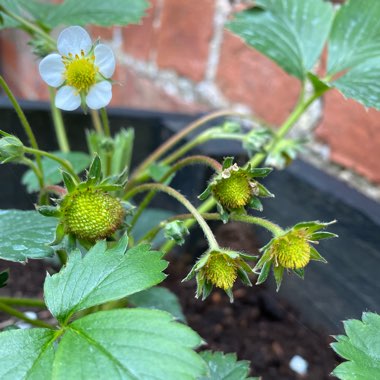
[[94, 44, 115, 78], [39, 54, 65, 87], [57, 26, 92, 57], [86, 81, 112, 110], [55, 86, 81, 111]]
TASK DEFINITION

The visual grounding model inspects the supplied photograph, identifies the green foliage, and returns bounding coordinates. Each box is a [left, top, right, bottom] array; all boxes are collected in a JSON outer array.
[[332, 312, 380, 380], [0, 0, 149, 30], [164, 220, 190, 246], [0, 328, 56, 379], [327, 0, 380, 109], [0, 210, 57, 262], [44, 235, 167, 323], [128, 286, 186, 322], [22, 151, 90, 193], [199, 351, 258, 380], [227, 0, 334, 81], [0, 309, 207, 380], [228, 0, 380, 110]]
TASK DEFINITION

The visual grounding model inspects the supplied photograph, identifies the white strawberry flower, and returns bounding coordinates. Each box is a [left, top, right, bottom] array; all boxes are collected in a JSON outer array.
[[39, 26, 115, 111]]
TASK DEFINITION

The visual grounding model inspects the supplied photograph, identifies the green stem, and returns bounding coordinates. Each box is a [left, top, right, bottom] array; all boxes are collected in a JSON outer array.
[[128, 155, 222, 231], [0, 75, 44, 183], [0, 6, 55, 50], [124, 183, 219, 250], [90, 109, 104, 134], [129, 110, 244, 182], [250, 91, 321, 167], [140, 212, 284, 245], [0, 302, 54, 329], [49, 87, 70, 153], [24, 147, 79, 181], [0, 297, 46, 308], [100, 108, 111, 137]]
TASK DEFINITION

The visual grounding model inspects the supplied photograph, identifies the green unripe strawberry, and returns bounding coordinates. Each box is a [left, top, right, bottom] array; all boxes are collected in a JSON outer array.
[[61, 188, 125, 241]]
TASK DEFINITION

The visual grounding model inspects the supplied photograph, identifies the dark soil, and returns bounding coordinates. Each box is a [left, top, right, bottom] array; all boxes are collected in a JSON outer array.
[[0, 223, 339, 379]]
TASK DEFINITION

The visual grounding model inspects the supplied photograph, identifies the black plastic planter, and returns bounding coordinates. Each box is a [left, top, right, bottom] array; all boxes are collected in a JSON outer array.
[[1, 96, 380, 334]]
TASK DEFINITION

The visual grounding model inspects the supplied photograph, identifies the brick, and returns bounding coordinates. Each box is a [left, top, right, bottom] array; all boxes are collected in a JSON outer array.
[[122, 0, 158, 61], [0, 30, 49, 101], [156, 0, 215, 82], [110, 65, 208, 113], [317, 89, 380, 184], [216, 31, 301, 125], [90, 26, 114, 41]]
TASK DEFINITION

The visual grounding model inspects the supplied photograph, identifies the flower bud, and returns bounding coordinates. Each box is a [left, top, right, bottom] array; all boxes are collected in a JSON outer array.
[[0, 136, 24, 163]]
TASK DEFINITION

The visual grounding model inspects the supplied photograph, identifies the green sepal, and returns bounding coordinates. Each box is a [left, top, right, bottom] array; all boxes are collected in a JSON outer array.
[[225, 288, 234, 303], [273, 265, 284, 292], [256, 260, 272, 285], [310, 231, 338, 240], [217, 203, 229, 224], [50, 223, 65, 246], [195, 274, 205, 299], [87, 155, 102, 183], [62, 171, 77, 193], [237, 267, 252, 287], [222, 157, 234, 170], [254, 247, 273, 271], [248, 197, 263, 212], [37, 205, 60, 218], [198, 185, 211, 201], [256, 182, 274, 198], [97, 184, 124, 192], [201, 281, 214, 301], [238, 252, 258, 261], [310, 246, 328, 263], [293, 220, 336, 233], [293, 268, 305, 279], [248, 167, 273, 178]]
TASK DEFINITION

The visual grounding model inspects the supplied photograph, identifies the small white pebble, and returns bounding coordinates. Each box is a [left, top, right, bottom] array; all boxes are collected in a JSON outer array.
[[24, 311, 37, 320], [289, 355, 308, 376]]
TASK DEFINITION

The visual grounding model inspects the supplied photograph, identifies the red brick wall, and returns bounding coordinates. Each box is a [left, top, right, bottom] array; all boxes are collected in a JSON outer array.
[[0, 0, 380, 185]]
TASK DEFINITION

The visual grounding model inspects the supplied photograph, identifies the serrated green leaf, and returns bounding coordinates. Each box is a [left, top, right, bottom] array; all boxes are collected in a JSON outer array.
[[227, 0, 334, 80], [327, 0, 380, 110], [0, 210, 57, 262], [332, 312, 380, 380], [44, 235, 167, 323], [53, 309, 207, 380], [44, 0, 149, 28], [0, 328, 55, 379], [199, 350, 257, 380], [128, 286, 186, 323], [22, 152, 90, 193]]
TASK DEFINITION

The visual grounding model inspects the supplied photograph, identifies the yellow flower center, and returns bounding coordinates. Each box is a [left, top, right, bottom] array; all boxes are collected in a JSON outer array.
[[204, 253, 237, 290], [272, 231, 310, 269], [65, 56, 97, 92], [212, 171, 252, 210], [62, 188, 125, 241]]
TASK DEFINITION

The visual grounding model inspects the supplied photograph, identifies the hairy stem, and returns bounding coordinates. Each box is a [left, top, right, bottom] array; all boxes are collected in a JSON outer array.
[[124, 183, 219, 250], [24, 147, 79, 180], [0, 302, 54, 329], [128, 155, 222, 231]]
